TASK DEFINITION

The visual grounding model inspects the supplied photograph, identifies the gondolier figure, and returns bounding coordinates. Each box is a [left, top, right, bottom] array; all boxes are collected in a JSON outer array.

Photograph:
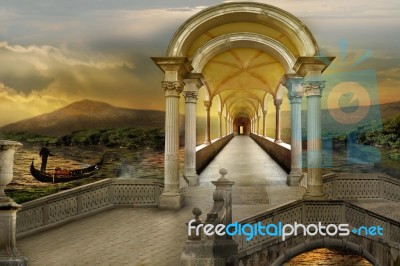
[[39, 143, 54, 171]]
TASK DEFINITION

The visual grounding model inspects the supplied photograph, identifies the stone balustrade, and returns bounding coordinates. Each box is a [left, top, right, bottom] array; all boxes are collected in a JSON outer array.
[[236, 200, 400, 266], [322, 173, 400, 201], [17, 178, 163, 238], [181, 169, 239, 266]]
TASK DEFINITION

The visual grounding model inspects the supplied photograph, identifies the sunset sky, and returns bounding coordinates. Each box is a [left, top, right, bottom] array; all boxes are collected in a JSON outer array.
[[0, 0, 399, 126]]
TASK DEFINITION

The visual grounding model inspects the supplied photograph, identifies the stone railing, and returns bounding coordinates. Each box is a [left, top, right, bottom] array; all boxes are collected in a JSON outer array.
[[250, 133, 291, 171], [181, 169, 238, 265], [17, 178, 163, 238], [236, 200, 400, 266], [322, 173, 400, 201], [196, 134, 234, 173]]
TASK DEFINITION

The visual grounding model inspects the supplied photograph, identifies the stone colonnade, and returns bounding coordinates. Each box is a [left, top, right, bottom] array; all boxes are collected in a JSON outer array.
[[248, 57, 334, 199], [153, 56, 333, 208], [152, 57, 236, 208]]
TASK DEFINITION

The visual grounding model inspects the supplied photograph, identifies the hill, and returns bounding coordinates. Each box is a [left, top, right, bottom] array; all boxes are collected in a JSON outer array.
[[0, 100, 165, 137], [268, 101, 400, 131]]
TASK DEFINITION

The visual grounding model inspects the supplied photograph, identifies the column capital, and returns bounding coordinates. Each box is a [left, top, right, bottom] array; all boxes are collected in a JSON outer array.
[[162, 81, 185, 97], [204, 100, 212, 110], [183, 91, 198, 103], [218, 111, 222, 116], [302, 81, 326, 97], [284, 74, 304, 104], [263, 110, 267, 115], [288, 90, 304, 104], [274, 98, 283, 108]]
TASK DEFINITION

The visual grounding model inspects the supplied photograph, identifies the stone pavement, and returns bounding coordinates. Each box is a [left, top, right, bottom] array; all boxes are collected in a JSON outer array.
[[18, 136, 305, 266]]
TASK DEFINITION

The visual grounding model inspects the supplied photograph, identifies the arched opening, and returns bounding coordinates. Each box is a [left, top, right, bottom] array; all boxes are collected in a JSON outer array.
[[287, 248, 372, 266], [152, 1, 334, 208], [271, 238, 379, 266], [233, 117, 250, 136]]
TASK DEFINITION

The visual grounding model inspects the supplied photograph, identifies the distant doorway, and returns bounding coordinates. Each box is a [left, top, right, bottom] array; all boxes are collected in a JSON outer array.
[[239, 125, 244, 135]]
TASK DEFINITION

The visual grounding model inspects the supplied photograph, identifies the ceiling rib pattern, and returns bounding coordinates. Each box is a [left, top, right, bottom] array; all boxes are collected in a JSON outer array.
[[167, 2, 319, 120]]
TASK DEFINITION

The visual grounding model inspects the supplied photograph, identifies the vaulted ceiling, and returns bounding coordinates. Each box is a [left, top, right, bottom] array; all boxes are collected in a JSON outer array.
[[166, 2, 319, 120]]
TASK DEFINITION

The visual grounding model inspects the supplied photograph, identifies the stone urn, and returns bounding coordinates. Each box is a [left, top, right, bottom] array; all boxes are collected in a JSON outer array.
[[0, 140, 27, 265], [0, 140, 22, 203]]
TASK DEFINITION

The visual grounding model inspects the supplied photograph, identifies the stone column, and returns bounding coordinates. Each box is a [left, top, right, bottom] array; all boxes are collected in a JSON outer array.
[[225, 115, 228, 136], [256, 115, 260, 135], [183, 75, 203, 186], [204, 100, 212, 144], [293, 56, 335, 200], [162, 81, 185, 205], [0, 140, 27, 265], [262, 111, 267, 137], [303, 81, 325, 199], [152, 57, 192, 209], [285, 75, 304, 186], [274, 99, 283, 143], [218, 111, 222, 138]]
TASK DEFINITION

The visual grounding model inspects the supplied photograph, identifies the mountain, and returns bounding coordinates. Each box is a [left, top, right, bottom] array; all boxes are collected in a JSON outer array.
[[0, 100, 165, 137]]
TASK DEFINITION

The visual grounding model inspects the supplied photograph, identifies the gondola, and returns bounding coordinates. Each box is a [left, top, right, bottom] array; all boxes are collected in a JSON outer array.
[[30, 158, 103, 183]]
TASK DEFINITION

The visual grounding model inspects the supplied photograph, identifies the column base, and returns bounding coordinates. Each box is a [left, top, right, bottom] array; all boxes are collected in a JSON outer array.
[[274, 139, 282, 144], [204, 141, 211, 145], [302, 186, 326, 200], [185, 174, 199, 186], [159, 192, 185, 209], [0, 202, 27, 266], [287, 172, 303, 186]]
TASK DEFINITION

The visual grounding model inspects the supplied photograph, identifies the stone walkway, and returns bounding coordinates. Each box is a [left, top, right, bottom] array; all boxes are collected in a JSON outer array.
[[18, 136, 305, 266]]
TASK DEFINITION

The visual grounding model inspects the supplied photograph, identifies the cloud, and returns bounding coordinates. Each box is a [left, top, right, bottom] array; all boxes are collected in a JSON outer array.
[[0, 41, 166, 126], [85, 7, 204, 41], [0, 42, 133, 70], [223, 0, 400, 19], [0, 82, 68, 125], [378, 68, 400, 80]]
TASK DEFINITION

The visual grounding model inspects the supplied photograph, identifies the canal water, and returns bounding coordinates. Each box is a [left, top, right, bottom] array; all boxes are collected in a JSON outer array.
[[287, 248, 371, 265]]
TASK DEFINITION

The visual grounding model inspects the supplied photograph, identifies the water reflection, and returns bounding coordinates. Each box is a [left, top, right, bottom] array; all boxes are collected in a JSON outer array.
[[9, 144, 179, 191], [287, 248, 372, 266]]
